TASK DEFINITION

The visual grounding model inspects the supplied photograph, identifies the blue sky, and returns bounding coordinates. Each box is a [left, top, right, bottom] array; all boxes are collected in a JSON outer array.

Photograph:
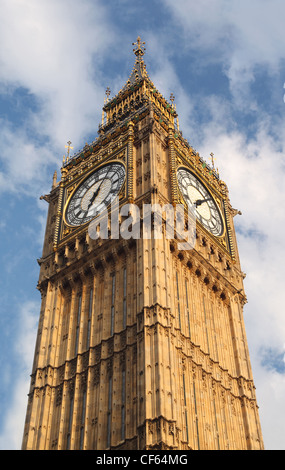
[[1, 0, 285, 450]]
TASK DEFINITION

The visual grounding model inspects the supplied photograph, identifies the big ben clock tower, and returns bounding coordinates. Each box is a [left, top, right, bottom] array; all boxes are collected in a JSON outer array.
[[22, 38, 264, 451]]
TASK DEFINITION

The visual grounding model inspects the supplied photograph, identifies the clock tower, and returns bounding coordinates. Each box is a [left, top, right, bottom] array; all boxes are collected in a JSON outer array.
[[22, 38, 264, 450]]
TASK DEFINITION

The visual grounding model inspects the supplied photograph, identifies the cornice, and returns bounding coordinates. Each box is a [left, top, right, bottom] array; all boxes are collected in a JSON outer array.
[[170, 239, 246, 303]]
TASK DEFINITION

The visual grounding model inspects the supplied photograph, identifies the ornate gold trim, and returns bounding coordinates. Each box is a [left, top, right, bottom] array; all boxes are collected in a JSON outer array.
[[168, 126, 178, 205], [127, 121, 134, 202], [53, 182, 64, 251]]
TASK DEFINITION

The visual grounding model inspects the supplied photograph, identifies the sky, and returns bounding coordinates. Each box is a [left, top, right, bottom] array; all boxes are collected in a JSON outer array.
[[0, 0, 285, 450]]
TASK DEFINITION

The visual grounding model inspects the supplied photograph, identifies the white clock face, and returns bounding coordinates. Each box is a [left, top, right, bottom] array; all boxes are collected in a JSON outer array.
[[65, 162, 125, 227], [177, 168, 224, 237]]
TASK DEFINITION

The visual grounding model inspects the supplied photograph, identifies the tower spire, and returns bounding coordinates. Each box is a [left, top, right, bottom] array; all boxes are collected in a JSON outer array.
[[121, 36, 148, 92]]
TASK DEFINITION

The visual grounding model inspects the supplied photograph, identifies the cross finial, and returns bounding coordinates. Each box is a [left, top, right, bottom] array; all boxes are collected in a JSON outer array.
[[210, 152, 215, 169], [64, 141, 73, 163], [65, 141, 73, 158], [106, 87, 111, 101], [132, 36, 146, 58]]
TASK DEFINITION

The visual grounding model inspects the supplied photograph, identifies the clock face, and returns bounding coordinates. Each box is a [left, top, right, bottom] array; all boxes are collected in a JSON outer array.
[[177, 168, 224, 237], [65, 162, 125, 227]]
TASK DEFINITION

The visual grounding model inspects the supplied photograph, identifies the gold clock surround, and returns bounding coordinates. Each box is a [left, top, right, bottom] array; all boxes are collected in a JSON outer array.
[[63, 160, 126, 229], [176, 165, 226, 239]]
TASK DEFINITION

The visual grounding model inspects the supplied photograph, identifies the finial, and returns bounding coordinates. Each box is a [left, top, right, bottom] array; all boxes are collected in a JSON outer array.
[[210, 152, 215, 169], [52, 170, 57, 189], [106, 87, 111, 101], [65, 141, 73, 162], [102, 88, 111, 126], [170, 93, 179, 130], [132, 36, 146, 58]]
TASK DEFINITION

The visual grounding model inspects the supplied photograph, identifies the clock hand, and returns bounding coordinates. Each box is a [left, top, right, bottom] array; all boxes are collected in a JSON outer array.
[[87, 184, 102, 210], [87, 165, 114, 211], [194, 198, 212, 207]]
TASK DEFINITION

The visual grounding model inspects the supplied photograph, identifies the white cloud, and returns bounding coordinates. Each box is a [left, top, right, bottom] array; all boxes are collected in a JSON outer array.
[[162, 0, 285, 106], [0, 0, 116, 195], [254, 364, 285, 450], [0, 300, 39, 450], [0, 377, 31, 450], [0, 119, 57, 194], [162, 0, 285, 67]]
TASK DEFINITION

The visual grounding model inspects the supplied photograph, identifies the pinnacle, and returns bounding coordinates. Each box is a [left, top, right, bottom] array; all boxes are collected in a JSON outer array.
[[122, 37, 150, 92]]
